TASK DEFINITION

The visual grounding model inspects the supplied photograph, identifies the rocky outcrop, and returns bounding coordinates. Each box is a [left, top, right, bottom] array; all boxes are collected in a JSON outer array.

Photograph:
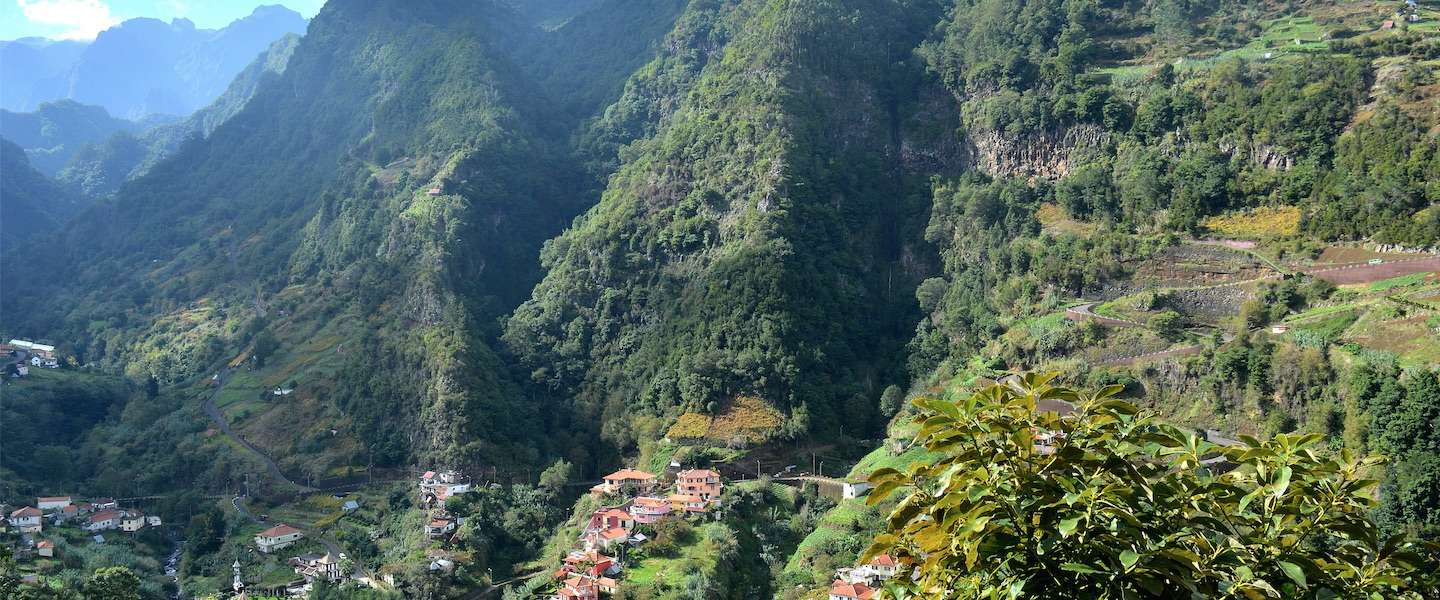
[[964, 123, 1109, 180]]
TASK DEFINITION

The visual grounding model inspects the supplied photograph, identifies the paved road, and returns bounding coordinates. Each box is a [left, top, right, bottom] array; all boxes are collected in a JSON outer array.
[[201, 368, 314, 492]]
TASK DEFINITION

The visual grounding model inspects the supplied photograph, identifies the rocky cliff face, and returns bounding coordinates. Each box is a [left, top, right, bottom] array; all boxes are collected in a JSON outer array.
[[965, 123, 1110, 180]]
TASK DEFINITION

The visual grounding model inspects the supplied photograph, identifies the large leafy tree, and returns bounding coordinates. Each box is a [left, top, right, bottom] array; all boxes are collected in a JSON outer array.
[[865, 373, 1440, 599]]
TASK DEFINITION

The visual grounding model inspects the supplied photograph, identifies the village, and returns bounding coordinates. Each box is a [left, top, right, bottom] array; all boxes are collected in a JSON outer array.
[[1, 338, 61, 379], [2, 495, 162, 584]]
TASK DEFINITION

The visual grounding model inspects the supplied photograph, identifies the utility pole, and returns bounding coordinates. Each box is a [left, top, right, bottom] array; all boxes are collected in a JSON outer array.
[[819, 461, 824, 478], [756, 460, 762, 479]]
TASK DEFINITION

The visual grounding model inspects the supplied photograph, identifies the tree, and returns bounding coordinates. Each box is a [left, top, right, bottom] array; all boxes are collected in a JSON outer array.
[[879, 385, 905, 420], [82, 567, 142, 600], [865, 373, 1440, 599], [538, 459, 574, 491], [1148, 310, 1184, 341]]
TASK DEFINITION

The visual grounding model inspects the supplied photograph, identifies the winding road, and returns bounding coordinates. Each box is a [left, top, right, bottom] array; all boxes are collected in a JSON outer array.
[[201, 368, 314, 492]]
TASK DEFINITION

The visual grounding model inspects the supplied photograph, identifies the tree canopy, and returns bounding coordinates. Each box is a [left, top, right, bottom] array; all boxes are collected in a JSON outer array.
[[865, 373, 1440, 599]]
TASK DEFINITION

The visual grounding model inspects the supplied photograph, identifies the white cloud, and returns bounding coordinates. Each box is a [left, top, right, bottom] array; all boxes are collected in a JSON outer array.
[[17, 0, 118, 40]]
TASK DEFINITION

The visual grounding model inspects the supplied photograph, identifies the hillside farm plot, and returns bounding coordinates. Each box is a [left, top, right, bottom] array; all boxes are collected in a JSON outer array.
[[1308, 257, 1440, 284], [1125, 243, 1276, 290], [1313, 245, 1433, 266]]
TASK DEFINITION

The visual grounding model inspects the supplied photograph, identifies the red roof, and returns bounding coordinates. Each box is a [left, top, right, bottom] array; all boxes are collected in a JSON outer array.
[[9, 506, 41, 518], [668, 494, 704, 503], [258, 524, 302, 538], [868, 553, 896, 567], [89, 510, 121, 523], [35, 540, 53, 549], [603, 468, 655, 482], [830, 579, 875, 600], [60, 505, 78, 514], [677, 469, 720, 479], [633, 496, 669, 509], [37, 496, 71, 503], [599, 527, 628, 540], [429, 517, 453, 528], [422, 470, 436, 479]]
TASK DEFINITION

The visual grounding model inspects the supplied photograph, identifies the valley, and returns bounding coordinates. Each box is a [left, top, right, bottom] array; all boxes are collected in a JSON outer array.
[[2, 0, 1440, 599]]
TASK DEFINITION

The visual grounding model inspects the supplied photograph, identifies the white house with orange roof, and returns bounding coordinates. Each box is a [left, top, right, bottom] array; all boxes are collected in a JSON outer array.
[[590, 468, 656, 496], [255, 524, 305, 553], [629, 496, 672, 524], [829, 579, 876, 600], [85, 510, 122, 532], [8, 507, 42, 533], [426, 514, 458, 538], [36, 496, 71, 511], [35, 540, 55, 557]]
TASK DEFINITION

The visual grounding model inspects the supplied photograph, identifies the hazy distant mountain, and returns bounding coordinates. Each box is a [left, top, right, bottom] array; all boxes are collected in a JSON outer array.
[[0, 137, 84, 251], [0, 38, 86, 112], [0, 100, 152, 176], [0, 5, 307, 120]]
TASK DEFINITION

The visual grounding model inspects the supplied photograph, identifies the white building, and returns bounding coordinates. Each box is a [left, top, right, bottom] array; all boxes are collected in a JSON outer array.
[[36, 496, 71, 511], [256, 524, 305, 553], [8, 507, 43, 533]]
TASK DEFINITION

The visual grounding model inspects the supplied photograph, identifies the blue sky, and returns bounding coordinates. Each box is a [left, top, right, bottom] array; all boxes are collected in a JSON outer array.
[[1, 0, 324, 41]]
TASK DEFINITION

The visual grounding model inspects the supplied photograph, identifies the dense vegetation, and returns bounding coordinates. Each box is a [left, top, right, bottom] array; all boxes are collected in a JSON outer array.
[[2, 0, 1438, 596], [867, 374, 1440, 598]]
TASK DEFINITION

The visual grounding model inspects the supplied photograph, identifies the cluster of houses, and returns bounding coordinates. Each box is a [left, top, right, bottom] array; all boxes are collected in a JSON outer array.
[[247, 523, 351, 591], [2, 496, 160, 561], [552, 466, 724, 599], [418, 469, 472, 541], [2, 339, 59, 377], [828, 554, 898, 600], [1382, 0, 1424, 29]]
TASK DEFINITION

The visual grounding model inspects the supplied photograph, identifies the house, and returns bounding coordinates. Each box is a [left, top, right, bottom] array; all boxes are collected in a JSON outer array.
[[584, 526, 630, 551], [427, 187, 443, 196], [121, 511, 147, 532], [1382, 19, 1396, 30], [589, 508, 634, 532], [91, 498, 118, 510], [555, 575, 599, 600], [842, 478, 872, 500], [425, 515, 457, 538], [675, 469, 723, 504], [829, 579, 876, 600], [35, 540, 54, 557], [85, 510, 122, 532], [74, 502, 94, 514], [561, 549, 618, 578], [52, 505, 79, 524], [255, 524, 305, 553], [846, 554, 897, 584], [1270, 324, 1290, 334], [342, 500, 360, 512], [629, 496, 672, 524], [15, 364, 28, 377], [36, 496, 71, 512], [429, 558, 456, 573], [147, 515, 163, 527], [419, 470, 472, 507], [9, 507, 43, 533], [8, 339, 55, 360], [291, 553, 344, 583], [1409, 13, 1421, 22], [589, 468, 656, 496], [667, 494, 709, 514]]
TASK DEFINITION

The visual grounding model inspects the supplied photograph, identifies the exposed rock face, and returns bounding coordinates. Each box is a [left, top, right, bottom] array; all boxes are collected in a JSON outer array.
[[965, 123, 1109, 180]]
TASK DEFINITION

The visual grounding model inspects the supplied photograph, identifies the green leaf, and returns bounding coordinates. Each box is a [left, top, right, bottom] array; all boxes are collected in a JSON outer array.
[[1058, 517, 1081, 538], [1120, 550, 1140, 570], [1278, 561, 1307, 588], [1061, 562, 1103, 575]]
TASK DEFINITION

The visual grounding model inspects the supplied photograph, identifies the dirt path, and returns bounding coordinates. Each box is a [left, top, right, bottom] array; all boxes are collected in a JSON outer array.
[[1065, 303, 1146, 327], [201, 369, 313, 492]]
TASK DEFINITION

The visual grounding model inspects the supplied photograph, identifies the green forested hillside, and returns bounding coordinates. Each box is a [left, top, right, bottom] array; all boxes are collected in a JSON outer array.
[[0, 137, 83, 250], [2, 0, 1439, 597]]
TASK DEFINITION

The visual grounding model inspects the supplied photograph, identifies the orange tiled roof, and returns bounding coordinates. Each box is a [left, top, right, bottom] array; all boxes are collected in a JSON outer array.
[[603, 468, 655, 481]]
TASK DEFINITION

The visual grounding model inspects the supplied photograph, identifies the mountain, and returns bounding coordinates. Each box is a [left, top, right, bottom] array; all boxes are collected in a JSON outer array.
[[0, 5, 307, 120], [0, 100, 152, 176], [0, 37, 86, 111], [0, 137, 84, 250], [2, 0, 1440, 597], [57, 34, 304, 198]]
